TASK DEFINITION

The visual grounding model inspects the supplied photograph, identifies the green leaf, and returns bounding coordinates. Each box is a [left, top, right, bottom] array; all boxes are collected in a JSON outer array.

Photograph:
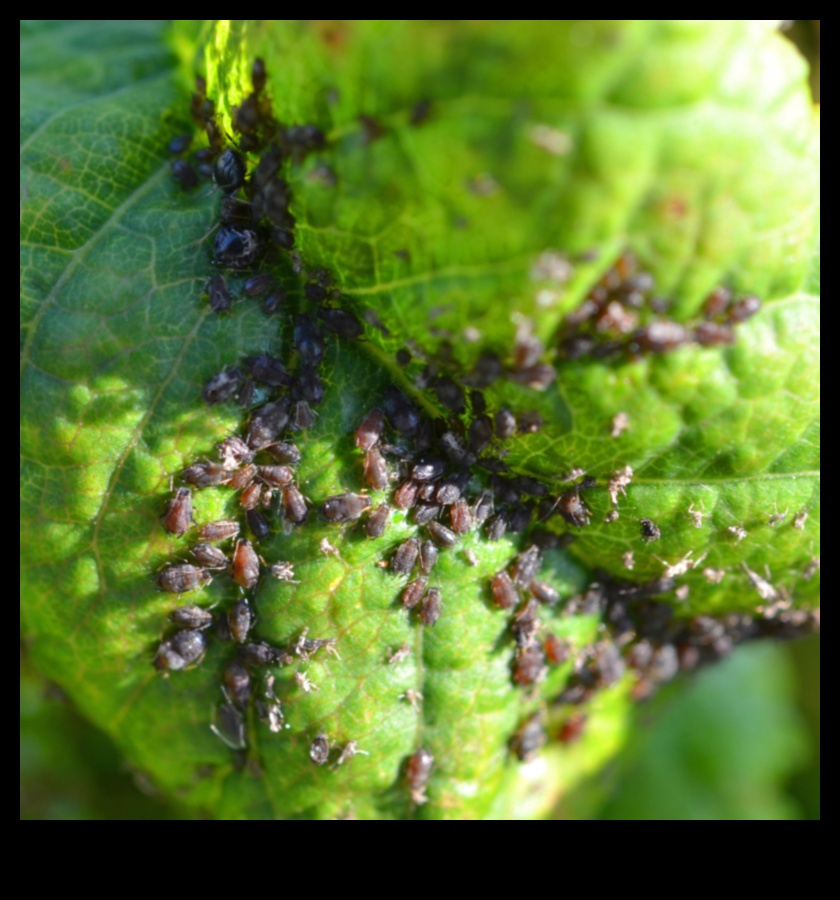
[[21, 21, 819, 819]]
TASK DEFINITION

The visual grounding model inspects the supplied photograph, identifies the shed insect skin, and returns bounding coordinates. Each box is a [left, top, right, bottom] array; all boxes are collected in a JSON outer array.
[[388, 644, 411, 665], [557, 490, 591, 528], [211, 703, 246, 750], [218, 435, 253, 469], [163, 488, 194, 536]]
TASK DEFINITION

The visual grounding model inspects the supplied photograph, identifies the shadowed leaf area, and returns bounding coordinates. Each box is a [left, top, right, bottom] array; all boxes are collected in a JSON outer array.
[[20, 20, 819, 819]]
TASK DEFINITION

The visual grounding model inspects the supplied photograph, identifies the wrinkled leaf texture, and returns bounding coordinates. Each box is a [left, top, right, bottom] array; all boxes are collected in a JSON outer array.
[[20, 20, 819, 819]]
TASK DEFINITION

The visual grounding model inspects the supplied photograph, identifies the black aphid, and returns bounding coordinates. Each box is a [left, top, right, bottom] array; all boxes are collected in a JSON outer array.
[[485, 511, 509, 542], [468, 352, 503, 388], [242, 641, 286, 668], [168, 134, 192, 155], [426, 520, 458, 548], [228, 599, 255, 644], [310, 733, 330, 766], [156, 564, 211, 594], [412, 457, 445, 482], [639, 517, 661, 542], [433, 376, 466, 414], [293, 314, 325, 366], [213, 226, 262, 269], [418, 540, 439, 576], [383, 388, 421, 435], [202, 368, 243, 405], [511, 713, 545, 762], [171, 159, 198, 189], [468, 415, 493, 454], [263, 290, 286, 314], [508, 503, 533, 533], [391, 538, 420, 575], [435, 470, 471, 505], [206, 274, 232, 314], [154, 628, 207, 671], [297, 365, 325, 405], [413, 503, 441, 525], [321, 493, 371, 523], [513, 645, 547, 686], [365, 503, 391, 538], [247, 398, 291, 449], [232, 539, 260, 590], [246, 508, 271, 541], [472, 491, 494, 526], [291, 400, 317, 430], [169, 605, 214, 630], [191, 542, 228, 569], [318, 307, 364, 340], [223, 659, 252, 710], [213, 148, 246, 194], [439, 431, 476, 466], [516, 410, 543, 434], [163, 488, 193, 536], [396, 348, 411, 367]]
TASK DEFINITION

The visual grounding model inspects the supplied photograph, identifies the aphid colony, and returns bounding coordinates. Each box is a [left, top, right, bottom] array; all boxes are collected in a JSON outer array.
[[159, 59, 816, 802], [556, 252, 762, 361]]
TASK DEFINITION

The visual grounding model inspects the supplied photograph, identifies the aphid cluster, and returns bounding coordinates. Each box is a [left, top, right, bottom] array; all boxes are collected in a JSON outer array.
[[556, 252, 762, 361]]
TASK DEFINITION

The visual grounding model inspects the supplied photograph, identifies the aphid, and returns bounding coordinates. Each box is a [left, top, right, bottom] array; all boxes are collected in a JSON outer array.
[[742, 563, 778, 602], [297, 365, 325, 405], [391, 538, 420, 575], [295, 671, 319, 693], [242, 641, 286, 668], [321, 493, 371, 523], [156, 564, 211, 594], [509, 363, 557, 391], [162, 487, 193, 537], [383, 388, 421, 435], [211, 703, 246, 750], [295, 627, 339, 660], [727, 525, 747, 543], [243, 354, 290, 387], [491, 571, 518, 610], [485, 511, 509, 542], [435, 470, 471, 505], [639, 518, 661, 542], [355, 409, 385, 451], [622, 551, 635, 570], [262, 290, 286, 315], [293, 314, 325, 366], [270, 561, 299, 583], [694, 321, 735, 346], [267, 442, 301, 466], [511, 599, 541, 648], [216, 436, 252, 470], [793, 510, 808, 530], [212, 148, 246, 194], [728, 295, 762, 323], [169, 605, 213, 631], [239, 480, 262, 510], [304, 283, 327, 305], [246, 508, 271, 541], [191, 542, 228, 569], [557, 490, 591, 528], [155, 629, 207, 671], [544, 633, 569, 664], [558, 713, 587, 744], [467, 351, 503, 388], [471, 492, 494, 527], [432, 376, 466, 414], [406, 748, 434, 804], [512, 545, 541, 587], [223, 659, 252, 710], [449, 500, 473, 535], [213, 226, 263, 269], [467, 415, 493, 454], [202, 367, 243, 406], [702, 287, 732, 319], [247, 398, 291, 449], [426, 520, 458, 549], [516, 410, 543, 434], [402, 577, 428, 609], [528, 580, 559, 606], [513, 645, 547, 686], [603, 509, 619, 524], [394, 479, 420, 510], [283, 485, 308, 525], [171, 159, 198, 189], [438, 430, 475, 466], [411, 457, 445, 483], [306, 733, 330, 766], [510, 713, 545, 762], [182, 461, 234, 488], [494, 408, 516, 440], [236, 378, 255, 407], [198, 519, 240, 543], [412, 503, 440, 525], [318, 307, 364, 340], [227, 599, 255, 644], [363, 447, 389, 491], [230, 463, 257, 492], [232, 539, 260, 590], [167, 133, 192, 155], [206, 274, 232, 314]]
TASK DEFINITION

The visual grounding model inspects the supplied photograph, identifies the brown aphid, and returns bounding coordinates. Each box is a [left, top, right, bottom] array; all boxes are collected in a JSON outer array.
[[511, 599, 541, 648], [633, 321, 690, 354], [402, 577, 428, 610], [198, 519, 240, 543], [182, 461, 232, 487], [544, 633, 570, 664], [695, 321, 735, 346], [426, 520, 458, 548], [558, 713, 587, 744], [227, 599, 255, 644], [419, 589, 442, 626], [310, 734, 330, 766], [449, 500, 473, 535], [247, 398, 291, 449], [267, 442, 301, 466], [516, 410, 543, 434], [394, 479, 420, 510], [557, 490, 591, 528], [509, 363, 556, 391], [283, 485, 308, 525], [156, 564, 211, 594], [223, 659, 252, 710], [321, 493, 371, 523], [703, 287, 732, 319], [191, 542, 228, 569], [406, 749, 434, 804], [232, 539, 260, 590], [511, 713, 546, 762], [239, 480, 262, 511], [391, 537, 420, 575], [529, 580, 559, 606], [230, 463, 257, 491], [364, 447, 390, 491], [513, 645, 547, 686], [728, 295, 762, 323], [418, 540, 439, 576], [491, 571, 518, 610], [169, 605, 214, 630], [217, 435, 254, 469], [163, 487, 193, 536], [413, 503, 441, 525], [355, 409, 385, 450], [365, 503, 391, 538], [512, 545, 541, 587], [259, 465, 294, 488]]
